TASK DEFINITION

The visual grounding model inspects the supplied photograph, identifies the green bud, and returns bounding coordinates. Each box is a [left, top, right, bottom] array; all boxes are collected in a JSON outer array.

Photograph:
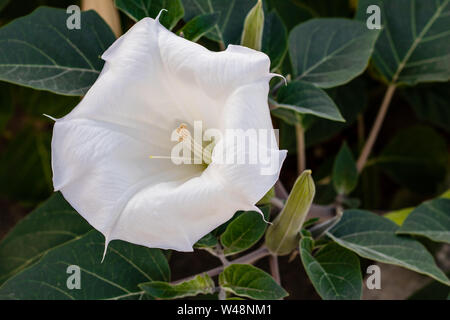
[[265, 170, 315, 255], [240, 0, 264, 51]]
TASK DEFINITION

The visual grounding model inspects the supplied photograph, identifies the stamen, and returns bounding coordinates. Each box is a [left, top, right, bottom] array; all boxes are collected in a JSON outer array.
[[149, 123, 215, 165], [175, 123, 212, 165]]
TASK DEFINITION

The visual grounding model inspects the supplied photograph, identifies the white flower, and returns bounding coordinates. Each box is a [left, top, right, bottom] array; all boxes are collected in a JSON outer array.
[[51, 14, 286, 254]]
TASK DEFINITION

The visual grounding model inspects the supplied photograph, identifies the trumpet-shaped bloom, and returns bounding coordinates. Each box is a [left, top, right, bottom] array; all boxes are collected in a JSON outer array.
[[51, 14, 286, 253]]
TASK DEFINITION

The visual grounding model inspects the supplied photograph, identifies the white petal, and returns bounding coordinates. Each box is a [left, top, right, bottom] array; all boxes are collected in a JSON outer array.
[[51, 16, 285, 253]]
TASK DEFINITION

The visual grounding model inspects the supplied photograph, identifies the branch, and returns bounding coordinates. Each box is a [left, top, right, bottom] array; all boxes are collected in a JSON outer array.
[[356, 84, 396, 172], [295, 123, 306, 175], [82, 0, 122, 38], [172, 246, 270, 284], [268, 255, 281, 285]]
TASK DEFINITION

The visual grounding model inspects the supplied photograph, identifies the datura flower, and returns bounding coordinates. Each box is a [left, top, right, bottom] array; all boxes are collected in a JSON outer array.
[[51, 12, 286, 254]]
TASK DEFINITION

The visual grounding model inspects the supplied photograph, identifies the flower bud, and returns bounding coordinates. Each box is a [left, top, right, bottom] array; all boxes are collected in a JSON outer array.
[[240, 0, 264, 51], [265, 170, 315, 255]]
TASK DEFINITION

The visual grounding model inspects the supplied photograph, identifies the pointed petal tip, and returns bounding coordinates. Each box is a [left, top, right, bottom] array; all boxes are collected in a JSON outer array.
[[269, 73, 287, 86], [156, 9, 168, 22], [43, 114, 58, 121], [101, 237, 110, 263]]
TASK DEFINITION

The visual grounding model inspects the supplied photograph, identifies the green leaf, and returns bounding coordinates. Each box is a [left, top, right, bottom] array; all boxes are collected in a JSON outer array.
[[356, 0, 450, 85], [288, 18, 380, 88], [0, 7, 116, 95], [178, 12, 219, 42], [327, 209, 450, 285], [219, 264, 288, 300], [300, 235, 362, 300], [0, 0, 9, 12], [384, 207, 414, 226], [401, 83, 450, 132], [397, 198, 450, 244], [268, 0, 315, 31], [194, 232, 218, 249], [374, 126, 448, 195], [305, 78, 367, 147], [261, 10, 287, 71], [300, 0, 352, 18], [139, 274, 214, 299], [220, 206, 270, 256], [332, 142, 358, 195], [182, 0, 256, 45], [0, 231, 170, 300], [256, 187, 274, 205], [273, 81, 344, 122], [0, 193, 91, 285], [0, 127, 53, 202], [115, 0, 184, 30]]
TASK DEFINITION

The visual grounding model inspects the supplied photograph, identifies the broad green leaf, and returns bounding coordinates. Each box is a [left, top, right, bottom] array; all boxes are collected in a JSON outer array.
[[219, 264, 288, 300], [441, 190, 450, 199], [194, 232, 218, 249], [139, 274, 214, 299], [261, 10, 287, 71], [374, 126, 448, 195], [272, 81, 344, 122], [0, 0, 9, 12], [178, 12, 219, 42], [332, 142, 358, 195], [0, 127, 53, 202], [0, 7, 116, 95], [327, 210, 450, 285], [401, 83, 450, 132], [0, 86, 78, 202], [220, 206, 270, 256], [182, 0, 256, 45], [305, 78, 367, 147], [356, 0, 450, 85], [267, 0, 315, 31], [300, 235, 362, 300], [384, 207, 414, 226], [115, 0, 184, 30], [256, 187, 274, 206], [397, 198, 450, 244], [289, 18, 380, 88], [301, 0, 352, 18], [0, 231, 170, 300], [0, 193, 91, 285]]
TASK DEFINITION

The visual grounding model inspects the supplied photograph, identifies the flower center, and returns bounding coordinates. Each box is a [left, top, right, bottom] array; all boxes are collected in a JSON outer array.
[[149, 123, 215, 166]]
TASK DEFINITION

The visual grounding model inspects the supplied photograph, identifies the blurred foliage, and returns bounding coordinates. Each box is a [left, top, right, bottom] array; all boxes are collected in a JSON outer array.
[[0, 0, 448, 300]]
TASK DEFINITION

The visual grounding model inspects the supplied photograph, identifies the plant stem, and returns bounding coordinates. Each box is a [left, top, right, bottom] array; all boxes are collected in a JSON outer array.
[[172, 246, 270, 284], [295, 123, 306, 175], [269, 255, 281, 285], [356, 84, 396, 173], [82, 0, 122, 37], [270, 197, 285, 210], [275, 180, 289, 199]]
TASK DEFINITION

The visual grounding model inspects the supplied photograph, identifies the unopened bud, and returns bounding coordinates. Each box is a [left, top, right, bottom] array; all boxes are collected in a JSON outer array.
[[240, 0, 264, 51], [265, 170, 315, 255]]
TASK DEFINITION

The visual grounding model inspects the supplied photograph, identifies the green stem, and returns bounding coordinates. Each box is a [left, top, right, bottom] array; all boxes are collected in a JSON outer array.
[[356, 84, 396, 172], [295, 122, 306, 175]]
